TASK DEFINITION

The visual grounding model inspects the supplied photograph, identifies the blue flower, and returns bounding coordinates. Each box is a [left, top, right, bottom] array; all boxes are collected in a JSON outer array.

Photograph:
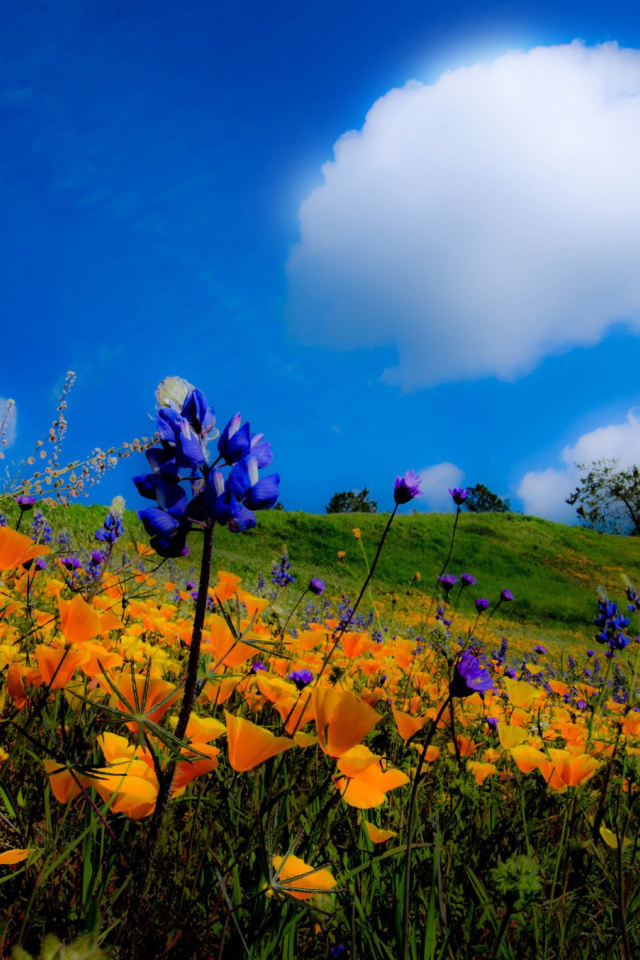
[[450, 650, 494, 698], [228, 456, 280, 510], [287, 669, 313, 690]]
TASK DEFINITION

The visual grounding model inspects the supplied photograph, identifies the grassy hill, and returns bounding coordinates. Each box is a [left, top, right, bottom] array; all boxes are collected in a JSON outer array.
[[10, 501, 640, 642]]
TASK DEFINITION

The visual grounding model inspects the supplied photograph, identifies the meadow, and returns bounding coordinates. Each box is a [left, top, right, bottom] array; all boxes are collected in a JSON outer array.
[[1, 379, 640, 960]]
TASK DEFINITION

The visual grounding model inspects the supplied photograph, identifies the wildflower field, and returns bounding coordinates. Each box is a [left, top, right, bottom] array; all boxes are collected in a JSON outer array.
[[2, 379, 640, 960]]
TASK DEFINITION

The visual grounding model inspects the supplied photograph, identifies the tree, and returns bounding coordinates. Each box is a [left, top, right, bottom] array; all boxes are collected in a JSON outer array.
[[463, 483, 511, 514], [566, 459, 640, 535], [325, 488, 377, 514]]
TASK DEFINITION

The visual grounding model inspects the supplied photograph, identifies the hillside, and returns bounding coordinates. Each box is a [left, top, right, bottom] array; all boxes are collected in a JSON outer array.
[[10, 501, 640, 640]]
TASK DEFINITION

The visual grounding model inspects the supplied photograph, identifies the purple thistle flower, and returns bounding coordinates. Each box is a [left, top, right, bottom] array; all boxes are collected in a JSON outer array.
[[500, 589, 514, 602], [460, 573, 477, 587], [309, 577, 325, 596], [475, 597, 490, 613], [394, 470, 422, 504], [448, 487, 470, 506], [15, 495, 36, 510], [450, 650, 494, 698]]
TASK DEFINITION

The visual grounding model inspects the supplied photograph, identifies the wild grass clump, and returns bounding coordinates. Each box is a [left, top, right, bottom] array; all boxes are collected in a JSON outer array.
[[0, 379, 639, 960]]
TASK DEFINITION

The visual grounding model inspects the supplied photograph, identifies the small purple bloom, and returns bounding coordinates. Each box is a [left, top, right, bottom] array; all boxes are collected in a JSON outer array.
[[450, 650, 494, 698], [448, 487, 470, 506], [487, 717, 498, 732], [533, 644, 547, 656], [439, 574, 459, 593], [500, 589, 514, 602], [460, 573, 477, 587], [309, 577, 325, 597], [15, 495, 36, 510], [288, 669, 313, 690], [475, 597, 490, 613], [394, 470, 422, 505], [252, 661, 266, 672]]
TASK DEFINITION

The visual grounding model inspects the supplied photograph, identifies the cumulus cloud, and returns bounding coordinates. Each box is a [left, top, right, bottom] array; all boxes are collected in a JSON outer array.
[[0, 398, 16, 451], [518, 410, 640, 521], [417, 462, 464, 510], [287, 41, 640, 390]]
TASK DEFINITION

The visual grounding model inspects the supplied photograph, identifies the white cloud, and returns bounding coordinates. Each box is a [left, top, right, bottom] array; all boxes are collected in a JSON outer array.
[[517, 410, 640, 521], [0, 398, 16, 450], [417, 462, 464, 510], [287, 41, 640, 390]]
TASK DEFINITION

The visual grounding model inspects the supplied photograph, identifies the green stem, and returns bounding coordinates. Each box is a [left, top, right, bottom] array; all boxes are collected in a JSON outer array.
[[402, 694, 451, 960], [314, 505, 399, 687], [119, 519, 215, 960]]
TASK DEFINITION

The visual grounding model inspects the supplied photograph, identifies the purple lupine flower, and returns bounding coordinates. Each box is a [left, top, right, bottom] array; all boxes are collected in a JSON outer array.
[[448, 488, 470, 506], [217, 413, 251, 465], [475, 597, 490, 613], [394, 470, 422, 504], [460, 573, 477, 587], [272, 553, 295, 588], [137, 380, 277, 554], [288, 669, 314, 690], [31, 510, 52, 545], [309, 577, 325, 596], [594, 599, 631, 653], [450, 650, 494, 698]]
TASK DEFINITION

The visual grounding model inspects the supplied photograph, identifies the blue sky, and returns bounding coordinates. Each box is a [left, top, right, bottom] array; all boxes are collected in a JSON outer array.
[[2, 0, 640, 520]]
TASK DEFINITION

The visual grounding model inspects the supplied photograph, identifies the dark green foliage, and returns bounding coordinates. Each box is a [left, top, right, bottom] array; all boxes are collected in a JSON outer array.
[[325, 488, 377, 514], [567, 459, 640, 535], [464, 483, 511, 513]]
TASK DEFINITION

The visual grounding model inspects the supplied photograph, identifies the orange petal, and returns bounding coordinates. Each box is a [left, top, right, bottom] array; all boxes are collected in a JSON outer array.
[[272, 854, 336, 900], [392, 708, 428, 741], [43, 759, 82, 803], [0, 848, 31, 865], [0, 527, 50, 571], [364, 821, 397, 843], [58, 594, 102, 645], [312, 687, 379, 757], [225, 712, 295, 772]]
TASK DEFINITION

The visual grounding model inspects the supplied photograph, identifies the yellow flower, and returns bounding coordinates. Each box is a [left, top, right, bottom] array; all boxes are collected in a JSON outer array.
[[352, 528, 361, 539]]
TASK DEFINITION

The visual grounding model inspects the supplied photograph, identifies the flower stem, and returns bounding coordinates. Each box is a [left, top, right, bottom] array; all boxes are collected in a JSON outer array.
[[119, 519, 215, 960], [402, 694, 451, 960]]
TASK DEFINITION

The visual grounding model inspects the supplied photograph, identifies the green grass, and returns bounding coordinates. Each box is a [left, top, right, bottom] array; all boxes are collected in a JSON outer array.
[[14, 501, 640, 637]]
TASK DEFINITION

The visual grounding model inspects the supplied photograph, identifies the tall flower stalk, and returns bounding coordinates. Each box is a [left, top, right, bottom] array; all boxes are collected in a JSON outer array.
[[119, 378, 279, 960]]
